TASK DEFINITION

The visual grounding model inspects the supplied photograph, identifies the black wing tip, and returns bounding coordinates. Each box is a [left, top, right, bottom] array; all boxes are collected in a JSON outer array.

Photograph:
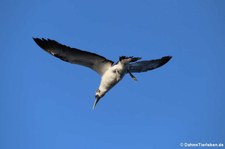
[[157, 56, 172, 67], [33, 37, 58, 50], [162, 56, 172, 62], [32, 37, 46, 41], [32, 37, 53, 43], [33, 37, 47, 49], [32, 37, 40, 43]]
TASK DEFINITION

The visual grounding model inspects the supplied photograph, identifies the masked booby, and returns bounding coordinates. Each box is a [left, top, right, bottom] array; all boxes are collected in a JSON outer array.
[[33, 38, 172, 109]]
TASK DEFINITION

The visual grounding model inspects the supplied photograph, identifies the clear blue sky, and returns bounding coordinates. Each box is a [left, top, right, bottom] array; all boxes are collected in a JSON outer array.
[[1, 0, 225, 149]]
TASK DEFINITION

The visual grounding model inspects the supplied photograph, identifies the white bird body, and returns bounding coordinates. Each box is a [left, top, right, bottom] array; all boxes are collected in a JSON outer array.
[[33, 38, 172, 109], [98, 62, 128, 97]]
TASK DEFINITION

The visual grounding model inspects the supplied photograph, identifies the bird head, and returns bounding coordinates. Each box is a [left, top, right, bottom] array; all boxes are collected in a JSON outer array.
[[93, 89, 106, 110]]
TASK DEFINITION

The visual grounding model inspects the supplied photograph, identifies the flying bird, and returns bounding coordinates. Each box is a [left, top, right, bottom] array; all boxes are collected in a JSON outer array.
[[33, 38, 172, 109]]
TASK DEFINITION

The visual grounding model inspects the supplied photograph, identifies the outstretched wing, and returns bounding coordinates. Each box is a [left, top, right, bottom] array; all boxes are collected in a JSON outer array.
[[128, 56, 172, 73], [33, 38, 114, 76]]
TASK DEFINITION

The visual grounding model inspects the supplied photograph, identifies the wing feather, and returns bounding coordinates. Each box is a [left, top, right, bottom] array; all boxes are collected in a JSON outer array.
[[128, 56, 172, 73], [33, 38, 114, 76]]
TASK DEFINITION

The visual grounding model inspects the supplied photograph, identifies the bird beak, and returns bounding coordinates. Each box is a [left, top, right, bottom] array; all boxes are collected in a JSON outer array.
[[93, 96, 100, 110]]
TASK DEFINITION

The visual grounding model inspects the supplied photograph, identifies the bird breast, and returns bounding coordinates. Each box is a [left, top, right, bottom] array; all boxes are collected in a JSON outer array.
[[99, 63, 127, 92]]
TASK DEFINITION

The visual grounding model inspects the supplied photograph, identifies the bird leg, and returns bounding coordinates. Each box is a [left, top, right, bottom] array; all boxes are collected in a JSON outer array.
[[127, 70, 137, 81]]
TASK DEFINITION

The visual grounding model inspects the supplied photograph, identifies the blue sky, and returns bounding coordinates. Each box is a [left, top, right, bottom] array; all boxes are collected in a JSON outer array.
[[1, 0, 225, 149]]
